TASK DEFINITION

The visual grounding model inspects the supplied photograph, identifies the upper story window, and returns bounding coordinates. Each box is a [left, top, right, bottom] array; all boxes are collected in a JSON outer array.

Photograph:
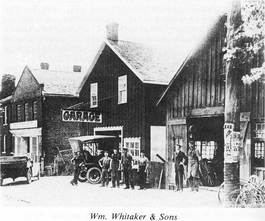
[[118, 75, 127, 104], [3, 106, 7, 125], [25, 103, 29, 121], [17, 105, 22, 122], [33, 101, 38, 120], [90, 83, 98, 108]]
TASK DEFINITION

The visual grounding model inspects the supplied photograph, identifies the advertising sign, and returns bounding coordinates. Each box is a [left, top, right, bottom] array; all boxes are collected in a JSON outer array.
[[62, 109, 102, 123], [224, 123, 241, 163]]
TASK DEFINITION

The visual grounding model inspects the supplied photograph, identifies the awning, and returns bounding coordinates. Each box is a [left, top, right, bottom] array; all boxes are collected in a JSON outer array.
[[69, 135, 116, 142]]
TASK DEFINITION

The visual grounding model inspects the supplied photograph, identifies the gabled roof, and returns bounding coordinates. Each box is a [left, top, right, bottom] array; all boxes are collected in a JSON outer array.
[[28, 67, 85, 97], [78, 39, 185, 93], [157, 14, 227, 106]]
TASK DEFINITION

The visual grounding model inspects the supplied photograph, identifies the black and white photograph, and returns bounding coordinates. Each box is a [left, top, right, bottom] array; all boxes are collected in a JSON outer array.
[[0, 0, 264, 220]]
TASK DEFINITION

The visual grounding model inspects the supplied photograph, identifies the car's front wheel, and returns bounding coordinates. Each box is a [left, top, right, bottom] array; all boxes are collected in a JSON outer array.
[[86, 167, 102, 184]]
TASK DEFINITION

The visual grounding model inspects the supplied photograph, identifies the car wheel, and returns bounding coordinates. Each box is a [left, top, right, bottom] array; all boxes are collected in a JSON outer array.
[[26, 168, 32, 184], [78, 167, 88, 183], [86, 167, 102, 184]]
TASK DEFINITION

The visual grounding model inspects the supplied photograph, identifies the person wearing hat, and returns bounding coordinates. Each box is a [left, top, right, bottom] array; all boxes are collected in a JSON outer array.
[[110, 148, 121, 188], [121, 147, 134, 189], [99, 151, 111, 187], [70, 151, 84, 186], [173, 144, 187, 191]]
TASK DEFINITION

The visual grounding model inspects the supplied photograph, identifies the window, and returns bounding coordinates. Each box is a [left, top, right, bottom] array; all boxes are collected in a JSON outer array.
[[254, 141, 265, 167], [33, 101, 38, 120], [124, 137, 141, 158], [2, 135, 6, 153], [90, 83, 98, 108], [173, 137, 183, 152], [3, 106, 7, 125], [254, 122, 265, 139], [195, 141, 217, 160], [118, 75, 127, 104], [17, 105, 22, 121], [25, 103, 29, 121]]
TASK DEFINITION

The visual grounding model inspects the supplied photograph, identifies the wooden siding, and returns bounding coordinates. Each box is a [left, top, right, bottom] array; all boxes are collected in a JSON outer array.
[[166, 16, 264, 121], [79, 45, 166, 155]]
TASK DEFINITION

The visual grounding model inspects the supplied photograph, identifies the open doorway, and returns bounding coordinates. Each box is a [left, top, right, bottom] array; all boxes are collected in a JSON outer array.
[[188, 116, 224, 186]]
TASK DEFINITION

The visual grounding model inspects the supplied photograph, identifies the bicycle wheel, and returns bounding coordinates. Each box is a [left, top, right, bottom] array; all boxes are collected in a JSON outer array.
[[235, 189, 257, 208]]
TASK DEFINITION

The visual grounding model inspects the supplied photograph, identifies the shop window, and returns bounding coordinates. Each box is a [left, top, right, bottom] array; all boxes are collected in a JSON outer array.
[[254, 141, 265, 167], [3, 106, 7, 125], [25, 103, 29, 121], [124, 137, 140, 158], [195, 141, 216, 160], [33, 101, 38, 120], [90, 83, 98, 108], [118, 75, 127, 104]]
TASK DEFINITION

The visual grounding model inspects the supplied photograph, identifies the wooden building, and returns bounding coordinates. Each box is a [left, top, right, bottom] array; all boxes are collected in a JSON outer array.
[[0, 65, 84, 173], [157, 16, 265, 188], [69, 23, 180, 164]]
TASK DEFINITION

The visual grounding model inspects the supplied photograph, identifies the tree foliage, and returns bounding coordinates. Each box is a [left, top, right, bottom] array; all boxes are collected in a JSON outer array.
[[224, 0, 265, 84]]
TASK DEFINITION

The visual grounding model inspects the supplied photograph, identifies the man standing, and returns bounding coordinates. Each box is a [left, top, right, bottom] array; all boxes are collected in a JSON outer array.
[[99, 151, 111, 187], [187, 142, 201, 192], [110, 148, 121, 188], [138, 151, 149, 190], [70, 151, 84, 186], [121, 148, 134, 189], [173, 145, 187, 191]]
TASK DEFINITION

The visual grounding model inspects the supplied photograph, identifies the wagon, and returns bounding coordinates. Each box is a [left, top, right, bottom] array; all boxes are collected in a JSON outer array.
[[0, 155, 40, 186], [68, 135, 119, 184]]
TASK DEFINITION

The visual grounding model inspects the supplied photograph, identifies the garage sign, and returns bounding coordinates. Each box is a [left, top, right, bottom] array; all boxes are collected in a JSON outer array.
[[62, 109, 102, 123]]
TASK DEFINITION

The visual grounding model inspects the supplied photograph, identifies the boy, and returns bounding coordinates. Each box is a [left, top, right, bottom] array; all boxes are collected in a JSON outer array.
[[99, 151, 111, 187]]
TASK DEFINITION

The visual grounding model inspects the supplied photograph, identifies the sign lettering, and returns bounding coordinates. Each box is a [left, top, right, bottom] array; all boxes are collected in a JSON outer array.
[[62, 110, 102, 123]]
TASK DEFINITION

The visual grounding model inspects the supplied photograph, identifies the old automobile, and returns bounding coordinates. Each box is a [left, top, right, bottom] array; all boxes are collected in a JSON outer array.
[[0, 154, 40, 186], [68, 135, 119, 184]]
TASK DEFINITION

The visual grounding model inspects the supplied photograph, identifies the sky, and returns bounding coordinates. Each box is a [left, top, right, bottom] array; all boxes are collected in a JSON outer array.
[[0, 0, 232, 81]]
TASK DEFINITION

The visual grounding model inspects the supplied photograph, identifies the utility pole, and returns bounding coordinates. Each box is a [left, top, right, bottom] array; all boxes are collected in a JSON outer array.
[[223, 0, 243, 206]]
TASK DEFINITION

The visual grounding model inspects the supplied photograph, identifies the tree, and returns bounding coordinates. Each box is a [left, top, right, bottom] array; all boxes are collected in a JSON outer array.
[[224, 0, 265, 84], [223, 0, 264, 206]]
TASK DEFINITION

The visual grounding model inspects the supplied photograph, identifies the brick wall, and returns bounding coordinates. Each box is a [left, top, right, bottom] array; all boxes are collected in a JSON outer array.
[[42, 96, 80, 167]]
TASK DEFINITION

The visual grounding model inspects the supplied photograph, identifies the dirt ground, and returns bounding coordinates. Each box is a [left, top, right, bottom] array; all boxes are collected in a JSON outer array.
[[0, 176, 221, 208]]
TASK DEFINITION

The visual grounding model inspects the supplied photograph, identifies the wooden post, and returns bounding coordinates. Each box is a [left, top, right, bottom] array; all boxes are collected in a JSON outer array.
[[223, 0, 243, 206]]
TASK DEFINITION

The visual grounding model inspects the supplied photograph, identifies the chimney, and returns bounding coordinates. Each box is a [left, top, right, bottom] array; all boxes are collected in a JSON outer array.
[[40, 62, 49, 70], [0, 74, 16, 99], [106, 23, 119, 41], [73, 65, 82, 72]]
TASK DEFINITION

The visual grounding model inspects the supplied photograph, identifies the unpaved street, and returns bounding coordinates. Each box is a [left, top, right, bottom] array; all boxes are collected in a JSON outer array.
[[0, 176, 220, 207]]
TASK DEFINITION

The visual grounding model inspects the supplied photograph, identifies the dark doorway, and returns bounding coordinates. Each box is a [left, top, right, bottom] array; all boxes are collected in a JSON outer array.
[[188, 116, 224, 185]]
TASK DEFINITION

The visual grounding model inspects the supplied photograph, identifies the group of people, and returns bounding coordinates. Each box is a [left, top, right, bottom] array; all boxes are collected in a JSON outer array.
[[70, 147, 149, 190], [173, 142, 201, 192], [71, 142, 201, 191], [98, 148, 149, 190]]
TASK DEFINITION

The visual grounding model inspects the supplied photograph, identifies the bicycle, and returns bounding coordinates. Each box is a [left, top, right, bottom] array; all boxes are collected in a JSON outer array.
[[218, 175, 265, 207]]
